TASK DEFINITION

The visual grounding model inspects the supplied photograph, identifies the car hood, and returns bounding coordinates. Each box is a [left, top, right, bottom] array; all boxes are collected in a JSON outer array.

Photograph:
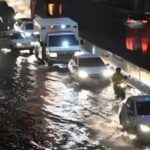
[[137, 115, 150, 126], [78, 66, 107, 75], [12, 39, 32, 44]]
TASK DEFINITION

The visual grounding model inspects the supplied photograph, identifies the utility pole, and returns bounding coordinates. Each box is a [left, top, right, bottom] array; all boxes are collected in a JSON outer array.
[[30, 0, 37, 18]]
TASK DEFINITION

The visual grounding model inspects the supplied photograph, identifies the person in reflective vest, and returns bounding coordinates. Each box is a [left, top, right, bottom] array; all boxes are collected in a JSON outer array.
[[111, 67, 127, 100]]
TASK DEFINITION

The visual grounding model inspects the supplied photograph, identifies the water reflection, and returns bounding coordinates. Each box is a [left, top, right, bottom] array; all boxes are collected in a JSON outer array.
[[125, 27, 150, 54], [0, 50, 48, 149], [0, 50, 146, 149]]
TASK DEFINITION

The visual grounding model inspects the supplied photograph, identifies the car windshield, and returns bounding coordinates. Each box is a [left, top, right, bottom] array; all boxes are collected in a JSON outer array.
[[10, 32, 26, 39], [136, 101, 150, 115], [48, 34, 79, 46], [26, 23, 33, 30], [79, 57, 105, 67]]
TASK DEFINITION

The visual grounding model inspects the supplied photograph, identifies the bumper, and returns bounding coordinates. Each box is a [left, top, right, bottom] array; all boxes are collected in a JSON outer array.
[[137, 130, 150, 142], [47, 52, 75, 64], [13, 45, 34, 50], [77, 76, 110, 86]]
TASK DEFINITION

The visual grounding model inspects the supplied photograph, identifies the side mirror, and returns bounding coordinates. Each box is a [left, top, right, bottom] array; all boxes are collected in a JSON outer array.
[[80, 39, 84, 45]]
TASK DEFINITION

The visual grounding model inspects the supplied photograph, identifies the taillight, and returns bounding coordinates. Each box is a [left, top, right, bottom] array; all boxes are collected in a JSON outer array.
[[141, 20, 148, 24], [127, 19, 134, 24]]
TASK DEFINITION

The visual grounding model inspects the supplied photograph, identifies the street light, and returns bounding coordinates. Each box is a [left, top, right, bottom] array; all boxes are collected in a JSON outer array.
[[46, 0, 62, 17]]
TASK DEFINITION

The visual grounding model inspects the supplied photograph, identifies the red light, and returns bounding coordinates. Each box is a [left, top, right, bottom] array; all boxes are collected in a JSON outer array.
[[141, 38, 149, 54], [59, 4, 62, 15], [125, 37, 134, 51], [127, 19, 134, 24], [49, 25, 54, 29], [142, 20, 148, 24]]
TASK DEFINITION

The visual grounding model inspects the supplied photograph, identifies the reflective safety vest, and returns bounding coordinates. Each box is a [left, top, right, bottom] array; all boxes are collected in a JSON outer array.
[[111, 73, 125, 85]]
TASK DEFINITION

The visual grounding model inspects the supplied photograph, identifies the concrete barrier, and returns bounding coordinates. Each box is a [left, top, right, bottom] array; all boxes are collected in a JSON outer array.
[[82, 39, 150, 93]]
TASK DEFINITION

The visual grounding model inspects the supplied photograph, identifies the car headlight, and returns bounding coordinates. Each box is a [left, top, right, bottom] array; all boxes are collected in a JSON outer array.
[[49, 53, 57, 58], [102, 69, 113, 78], [30, 41, 39, 45], [139, 124, 150, 132], [78, 70, 88, 78], [16, 43, 22, 46], [25, 32, 32, 37]]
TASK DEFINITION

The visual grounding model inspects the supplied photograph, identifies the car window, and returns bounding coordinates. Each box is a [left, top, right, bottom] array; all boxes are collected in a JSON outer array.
[[48, 34, 79, 46], [25, 23, 33, 30], [10, 32, 26, 39], [136, 101, 150, 115], [79, 57, 105, 67]]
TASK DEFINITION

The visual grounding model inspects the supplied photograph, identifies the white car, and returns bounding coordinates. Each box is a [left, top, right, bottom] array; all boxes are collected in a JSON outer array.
[[119, 95, 150, 142], [68, 53, 111, 85], [0, 30, 38, 53]]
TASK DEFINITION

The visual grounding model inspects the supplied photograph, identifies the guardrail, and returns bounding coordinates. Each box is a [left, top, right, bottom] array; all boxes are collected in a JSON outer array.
[[82, 39, 150, 94]]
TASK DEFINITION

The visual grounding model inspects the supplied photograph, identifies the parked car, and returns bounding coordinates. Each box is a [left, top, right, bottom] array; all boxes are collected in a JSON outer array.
[[119, 95, 150, 142], [68, 53, 111, 85], [0, 30, 39, 53]]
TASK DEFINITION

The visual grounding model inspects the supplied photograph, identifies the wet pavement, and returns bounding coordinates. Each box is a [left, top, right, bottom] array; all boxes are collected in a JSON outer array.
[[0, 49, 149, 150]]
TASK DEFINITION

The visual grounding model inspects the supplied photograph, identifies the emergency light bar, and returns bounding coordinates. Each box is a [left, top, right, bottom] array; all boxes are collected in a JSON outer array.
[[48, 24, 71, 30]]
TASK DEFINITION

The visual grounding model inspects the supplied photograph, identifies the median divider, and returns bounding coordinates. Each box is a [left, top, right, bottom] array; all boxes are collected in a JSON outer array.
[[82, 39, 150, 94]]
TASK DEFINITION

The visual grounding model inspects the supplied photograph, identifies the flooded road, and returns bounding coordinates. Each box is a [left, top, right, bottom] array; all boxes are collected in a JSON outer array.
[[0, 50, 149, 150]]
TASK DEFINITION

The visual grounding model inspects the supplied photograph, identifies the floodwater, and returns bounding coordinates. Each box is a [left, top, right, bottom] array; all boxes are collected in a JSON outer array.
[[0, 50, 149, 150]]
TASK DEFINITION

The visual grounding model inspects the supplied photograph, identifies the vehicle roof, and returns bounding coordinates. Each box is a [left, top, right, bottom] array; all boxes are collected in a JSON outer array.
[[128, 95, 150, 102], [75, 53, 101, 59], [34, 17, 77, 26]]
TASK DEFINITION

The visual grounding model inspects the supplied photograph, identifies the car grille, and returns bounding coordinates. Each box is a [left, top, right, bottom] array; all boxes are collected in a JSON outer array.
[[57, 53, 74, 59]]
